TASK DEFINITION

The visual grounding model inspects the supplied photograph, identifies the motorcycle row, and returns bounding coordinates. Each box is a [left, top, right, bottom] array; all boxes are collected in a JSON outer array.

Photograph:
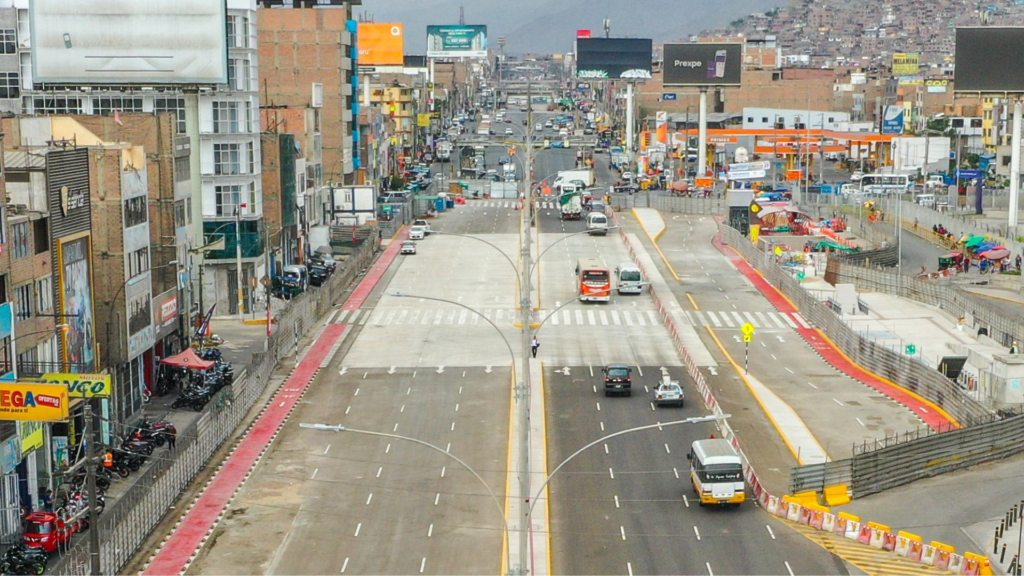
[[169, 348, 234, 411]]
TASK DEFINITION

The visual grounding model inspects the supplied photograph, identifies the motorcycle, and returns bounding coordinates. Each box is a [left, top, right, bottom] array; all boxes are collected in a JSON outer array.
[[121, 435, 155, 456], [0, 544, 47, 575]]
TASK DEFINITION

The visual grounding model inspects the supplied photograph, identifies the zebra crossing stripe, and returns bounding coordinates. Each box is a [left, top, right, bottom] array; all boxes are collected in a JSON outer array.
[[730, 311, 745, 327], [336, 310, 351, 324], [793, 313, 812, 329], [611, 310, 621, 325], [706, 311, 722, 327], [587, 310, 596, 325], [599, 310, 609, 326], [780, 313, 798, 329], [647, 311, 660, 326]]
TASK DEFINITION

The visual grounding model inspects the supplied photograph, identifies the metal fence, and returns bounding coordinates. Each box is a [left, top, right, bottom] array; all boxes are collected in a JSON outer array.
[[720, 225, 990, 426], [609, 193, 725, 215], [48, 239, 378, 576], [791, 409, 1024, 498]]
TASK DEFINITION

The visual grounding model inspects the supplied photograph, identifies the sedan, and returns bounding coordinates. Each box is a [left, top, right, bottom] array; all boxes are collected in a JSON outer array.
[[534, 123, 543, 131], [505, 128, 515, 136], [654, 381, 684, 407], [400, 241, 417, 255]]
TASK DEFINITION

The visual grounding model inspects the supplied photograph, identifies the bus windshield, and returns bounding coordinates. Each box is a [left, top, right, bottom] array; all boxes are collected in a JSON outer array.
[[702, 464, 743, 482], [582, 270, 609, 284]]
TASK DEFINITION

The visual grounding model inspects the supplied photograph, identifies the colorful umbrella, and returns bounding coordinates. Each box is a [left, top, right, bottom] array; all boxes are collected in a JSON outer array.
[[981, 249, 1011, 260], [965, 236, 987, 248]]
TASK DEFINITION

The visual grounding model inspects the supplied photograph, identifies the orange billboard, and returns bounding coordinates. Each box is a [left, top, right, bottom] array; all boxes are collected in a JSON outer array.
[[358, 23, 405, 66]]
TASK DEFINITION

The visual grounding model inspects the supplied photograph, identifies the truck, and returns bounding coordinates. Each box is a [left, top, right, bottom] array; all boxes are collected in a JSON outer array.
[[554, 169, 595, 190], [560, 193, 583, 220], [436, 141, 453, 162]]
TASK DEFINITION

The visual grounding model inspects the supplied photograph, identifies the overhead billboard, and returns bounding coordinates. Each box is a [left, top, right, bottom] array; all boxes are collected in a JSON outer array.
[[955, 27, 1024, 92], [358, 23, 405, 66], [30, 0, 228, 85], [576, 38, 653, 80], [881, 105, 905, 135], [663, 43, 743, 86], [892, 53, 920, 77], [426, 25, 488, 58]]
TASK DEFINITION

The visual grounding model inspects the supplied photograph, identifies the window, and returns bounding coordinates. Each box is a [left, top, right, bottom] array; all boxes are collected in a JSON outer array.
[[123, 195, 148, 228], [213, 143, 241, 175], [247, 141, 255, 174], [215, 184, 242, 216], [173, 200, 188, 229], [241, 17, 251, 48], [226, 15, 237, 48], [174, 155, 190, 183], [245, 101, 254, 133], [239, 59, 251, 92], [127, 247, 150, 279], [154, 97, 186, 133], [213, 101, 240, 134], [32, 220, 47, 254], [0, 29, 15, 55], [828, 117, 835, 123], [13, 284, 30, 321], [747, 117, 754, 123], [34, 277, 52, 313], [32, 96, 82, 115], [227, 60, 236, 89], [11, 222, 28, 259], [93, 96, 143, 116], [0, 72, 18, 99]]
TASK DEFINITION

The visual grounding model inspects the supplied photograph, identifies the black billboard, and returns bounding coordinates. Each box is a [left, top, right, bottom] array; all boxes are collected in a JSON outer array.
[[576, 38, 652, 80], [663, 43, 743, 86], [955, 28, 1024, 92]]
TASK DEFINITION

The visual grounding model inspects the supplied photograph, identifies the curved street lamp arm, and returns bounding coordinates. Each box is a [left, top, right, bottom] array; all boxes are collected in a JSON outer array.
[[390, 293, 517, 369], [431, 232, 518, 275], [529, 227, 619, 277], [525, 415, 729, 520]]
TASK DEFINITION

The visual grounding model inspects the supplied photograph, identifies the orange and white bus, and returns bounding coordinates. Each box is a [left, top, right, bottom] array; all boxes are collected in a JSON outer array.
[[576, 258, 611, 303]]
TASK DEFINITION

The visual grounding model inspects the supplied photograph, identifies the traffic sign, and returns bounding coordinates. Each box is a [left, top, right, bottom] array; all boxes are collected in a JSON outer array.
[[774, 246, 783, 256], [728, 169, 767, 180], [741, 322, 756, 336], [749, 202, 762, 214], [742, 334, 754, 343]]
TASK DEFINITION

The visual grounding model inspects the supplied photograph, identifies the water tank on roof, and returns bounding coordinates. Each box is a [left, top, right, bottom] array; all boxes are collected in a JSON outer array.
[[734, 147, 749, 163]]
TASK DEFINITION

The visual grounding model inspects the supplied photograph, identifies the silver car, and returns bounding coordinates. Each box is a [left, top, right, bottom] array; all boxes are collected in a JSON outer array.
[[654, 381, 684, 407]]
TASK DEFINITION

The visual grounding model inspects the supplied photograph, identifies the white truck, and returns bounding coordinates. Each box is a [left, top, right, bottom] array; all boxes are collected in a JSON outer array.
[[560, 193, 583, 220], [554, 169, 595, 190], [436, 141, 453, 162]]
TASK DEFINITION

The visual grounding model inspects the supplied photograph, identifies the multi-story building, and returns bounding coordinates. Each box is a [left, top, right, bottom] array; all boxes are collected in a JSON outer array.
[[0, 0, 264, 317]]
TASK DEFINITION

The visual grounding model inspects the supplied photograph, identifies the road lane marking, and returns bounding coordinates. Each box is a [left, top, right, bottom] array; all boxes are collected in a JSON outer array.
[[664, 443, 671, 454], [376, 467, 383, 478], [687, 293, 700, 310], [434, 493, 440, 505], [609, 468, 615, 479], [785, 368, 794, 373], [620, 526, 626, 540], [459, 386, 463, 394], [324, 445, 331, 455], [637, 366, 644, 377], [365, 493, 373, 505], [363, 372, 368, 379], [743, 312, 759, 327], [451, 421, 456, 431], [627, 563, 633, 576], [644, 385, 650, 393], [401, 405, 405, 413], [771, 354, 777, 360], [393, 423, 399, 432], [785, 561, 795, 576], [650, 402, 656, 411], [706, 311, 722, 327], [589, 365, 594, 377], [604, 444, 609, 454], [593, 385, 597, 393], [706, 562, 714, 576], [807, 382, 818, 389], [345, 406, 351, 415], [428, 523, 434, 537], [311, 468, 318, 480], [354, 523, 362, 537], [766, 525, 776, 539], [761, 341, 767, 348], [420, 558, 426, 573], [674, 467, 680, 479], [354, 388, 360, 396], [856, 418, 866, 427], [833, 398, 844, 406], [455, 403, 460, 412], [614, 495, 619, 508], [413, 371, 417, 378], [441, 466, 446, 478], [693, 526, 701, 541], [385, 444, 391, 454], [683, 494, 690, 507], [600, 422, 605, 431], [446, 442, 451, 453], [596, 403, 601, 411], [341, 557, 349, 573], [407, 387, 412, 395]]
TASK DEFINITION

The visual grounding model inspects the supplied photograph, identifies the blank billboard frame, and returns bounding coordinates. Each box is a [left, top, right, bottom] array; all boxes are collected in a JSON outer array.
[[954, 27, 1024, 93], [30, 0, 228, 85], [662, 43, 743, 87]]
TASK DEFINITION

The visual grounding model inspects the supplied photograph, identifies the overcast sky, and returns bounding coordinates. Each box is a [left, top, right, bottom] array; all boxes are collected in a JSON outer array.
[[355, 0, 782, 55]]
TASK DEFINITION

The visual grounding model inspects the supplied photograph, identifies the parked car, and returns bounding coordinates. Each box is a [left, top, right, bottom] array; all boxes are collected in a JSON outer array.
[[400, 240, 417, 255], [274, 265, 308, 299], [308, 263, 332, 287]]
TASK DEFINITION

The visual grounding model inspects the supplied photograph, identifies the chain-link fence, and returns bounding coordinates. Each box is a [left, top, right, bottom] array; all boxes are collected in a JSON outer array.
[[48, 240, 378, 576], [720, 225, 990, 426]]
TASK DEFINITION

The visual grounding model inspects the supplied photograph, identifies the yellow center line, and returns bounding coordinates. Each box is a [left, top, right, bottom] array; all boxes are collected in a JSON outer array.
[[630, 208, 681, 282], [686, 293, 700, 311]]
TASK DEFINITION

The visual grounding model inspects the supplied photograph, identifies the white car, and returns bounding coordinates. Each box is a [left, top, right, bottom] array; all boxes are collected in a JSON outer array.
[[505, 127, 514, 136], [654, 380, 684, 407], [534, 122, 543, 131], [400, 241, 417, 255], [409, 225, 426, 240], [544, 120, 553, 128]]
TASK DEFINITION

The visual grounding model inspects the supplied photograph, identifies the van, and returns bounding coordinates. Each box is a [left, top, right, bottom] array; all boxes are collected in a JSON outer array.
[[586, 212, 608, 235], [915, 193, 935, 207], [615, 263, 643, 294], [381, 191, 409, 203]]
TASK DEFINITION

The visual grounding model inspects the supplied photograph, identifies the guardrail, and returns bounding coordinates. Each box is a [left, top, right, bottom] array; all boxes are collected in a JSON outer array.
[[49, 239, 379, 575], [721, 225, 990, 425], [609, 194, 725, 215]]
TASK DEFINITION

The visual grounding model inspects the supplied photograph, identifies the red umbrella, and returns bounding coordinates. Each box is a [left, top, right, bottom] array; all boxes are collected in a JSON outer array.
[[981, 249, 1011, 260]]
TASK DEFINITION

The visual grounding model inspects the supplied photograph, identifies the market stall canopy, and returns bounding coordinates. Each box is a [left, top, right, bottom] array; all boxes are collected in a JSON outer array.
[[160, 349, 215, 370], [981, 249, 1011, 260], [964, 236, 988, 248], [756, 205, 815, 219], [816, 240, 859, 252]]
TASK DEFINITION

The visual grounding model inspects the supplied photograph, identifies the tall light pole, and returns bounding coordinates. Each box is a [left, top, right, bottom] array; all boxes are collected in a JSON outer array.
[[235, 205, 245, 320]]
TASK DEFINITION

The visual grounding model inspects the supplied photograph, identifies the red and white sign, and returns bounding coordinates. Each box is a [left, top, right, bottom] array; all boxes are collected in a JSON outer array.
[[576, 29, 592, 38]]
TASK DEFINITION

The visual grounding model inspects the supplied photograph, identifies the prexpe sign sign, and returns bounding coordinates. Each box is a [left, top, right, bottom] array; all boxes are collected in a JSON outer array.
[[663, 43, 743, 86], [0, 383, 69, 421]]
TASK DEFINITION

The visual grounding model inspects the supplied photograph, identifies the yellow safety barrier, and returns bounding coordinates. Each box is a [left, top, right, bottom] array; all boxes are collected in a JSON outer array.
[[825, 484, 852, 507]]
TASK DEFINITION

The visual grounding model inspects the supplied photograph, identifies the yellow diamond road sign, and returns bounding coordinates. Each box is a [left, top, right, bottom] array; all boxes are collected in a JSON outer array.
[[742, 334, 754, 343], [741, 322, 756, 336]]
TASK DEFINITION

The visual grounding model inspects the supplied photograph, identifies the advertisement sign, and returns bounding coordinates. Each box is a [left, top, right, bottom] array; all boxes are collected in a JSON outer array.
[[927, 80, 949, 93], [955, 28, 1024, 92], [656, 111, 668, 147], [0, 437, 19, 474], [357, 23, 404, 66], [57, 236, 96, 371], [416, 113, 431, 127], [30, 0, 227, 85], [20, 421, 43, 453], [881, 106, 905, 135], [0, 383, 69, 421], [662, 93, 678, 101], [52, 436, 68, 470], [892, 53, 920, 76], [577, 29, 592, 39], [729, 169, 767, 180], [0, 303, 12, 382], [729, 161, 771, 171], [663, 43, 743, 86], [576, 38, 653, 79], [40, 373, 112, 398], [426, 25, 487, 58]]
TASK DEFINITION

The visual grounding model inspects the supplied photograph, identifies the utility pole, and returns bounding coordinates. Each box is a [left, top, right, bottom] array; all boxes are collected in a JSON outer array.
[[86, 400, 101, 575], [235, 206, 245, 319], [516, 77, 534, 575]]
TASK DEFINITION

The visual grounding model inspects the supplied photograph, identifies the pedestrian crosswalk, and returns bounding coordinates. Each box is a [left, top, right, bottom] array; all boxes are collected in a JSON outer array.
[[461, 200, 570, 210], [333, 307, 812, 330]]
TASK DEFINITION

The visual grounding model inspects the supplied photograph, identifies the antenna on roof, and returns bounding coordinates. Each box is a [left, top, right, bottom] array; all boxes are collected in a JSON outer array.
[[459, 5, 465, 25]]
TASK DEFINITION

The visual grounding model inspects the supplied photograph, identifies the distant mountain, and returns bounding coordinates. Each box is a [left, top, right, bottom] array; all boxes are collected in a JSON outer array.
[[355, 0, 783, 55]]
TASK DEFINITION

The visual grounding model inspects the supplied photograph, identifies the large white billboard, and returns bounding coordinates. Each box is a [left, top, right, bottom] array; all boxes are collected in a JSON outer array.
[[30, 0, 228, 85]]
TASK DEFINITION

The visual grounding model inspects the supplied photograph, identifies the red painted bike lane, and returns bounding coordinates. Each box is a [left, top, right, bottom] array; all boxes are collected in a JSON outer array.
[[144, 238, 403, 575], [711, 226, 956, 430]]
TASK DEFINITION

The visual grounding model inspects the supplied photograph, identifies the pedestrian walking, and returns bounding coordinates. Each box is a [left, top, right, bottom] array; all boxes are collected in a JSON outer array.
[[531, 336, 540, 358], [166, 424, 177, 451], [42, 490, 53, 513], [1016, 254, 1022, 271]]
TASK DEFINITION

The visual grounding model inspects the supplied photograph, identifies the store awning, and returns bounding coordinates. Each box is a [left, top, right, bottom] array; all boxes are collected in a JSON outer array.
[[160, 349, 214, 370]]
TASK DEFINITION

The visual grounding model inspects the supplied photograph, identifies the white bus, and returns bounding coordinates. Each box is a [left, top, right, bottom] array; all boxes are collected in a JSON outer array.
[[687, 439, 745, 507], [859, 173, 912, 195]]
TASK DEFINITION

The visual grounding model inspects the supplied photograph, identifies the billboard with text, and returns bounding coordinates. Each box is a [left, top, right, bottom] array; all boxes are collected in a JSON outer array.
[[663, 43, 743, 86], [426, 25, 487, 58], [30, 0, 227, 85], [575, 38, 652, 79], [358, 23, 405, 66], [955, 27, 1024, 92]]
